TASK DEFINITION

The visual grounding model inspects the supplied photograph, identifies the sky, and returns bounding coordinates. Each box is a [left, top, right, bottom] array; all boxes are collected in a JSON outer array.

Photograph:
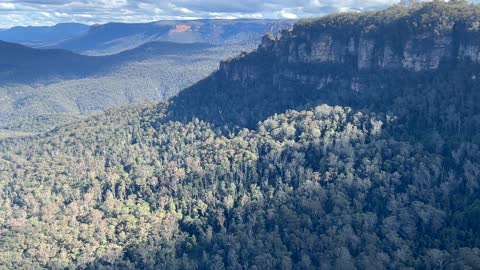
[[0, 0, 476, 28]]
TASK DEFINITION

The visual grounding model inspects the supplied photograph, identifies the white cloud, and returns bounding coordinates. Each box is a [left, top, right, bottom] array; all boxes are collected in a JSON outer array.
[[0, 3, 15, 10], [207, 12, 264, 19], [279, 9, 298, 19], [99, 0, 128, 8], [337, 6, 352, 12], [168, 3, 194, 14], [76, 14, 95, 18]]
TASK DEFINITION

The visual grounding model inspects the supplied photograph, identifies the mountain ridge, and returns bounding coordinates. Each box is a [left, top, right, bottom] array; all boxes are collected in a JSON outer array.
[[169, 2, 480, 134], [1, 19, 294, 56], [0, 39, 219, 84], [0, 23, 89, 47], [50, 19, 295, 55]]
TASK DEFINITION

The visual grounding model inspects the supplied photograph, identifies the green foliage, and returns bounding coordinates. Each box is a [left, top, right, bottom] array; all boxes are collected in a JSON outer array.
[[0, 102, 479, 269], [0, 2, 480, 269]]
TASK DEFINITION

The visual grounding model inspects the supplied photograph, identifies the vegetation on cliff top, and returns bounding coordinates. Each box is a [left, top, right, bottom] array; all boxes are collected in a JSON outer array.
[[296, 1, 480, 35]]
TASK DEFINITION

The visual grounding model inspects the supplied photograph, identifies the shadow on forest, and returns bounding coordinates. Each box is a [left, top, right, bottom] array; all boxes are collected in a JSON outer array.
[[168, 58, 480, 145]]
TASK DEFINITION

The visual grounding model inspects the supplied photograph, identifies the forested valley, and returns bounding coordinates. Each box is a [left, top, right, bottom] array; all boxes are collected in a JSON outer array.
[[0, 1, 480, 269], [0, 43, 255, 134]]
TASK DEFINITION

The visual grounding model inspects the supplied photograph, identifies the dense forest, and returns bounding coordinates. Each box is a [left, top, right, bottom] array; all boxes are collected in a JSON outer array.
[[2, 103, 479, 269], [0, 1, 480, 269]]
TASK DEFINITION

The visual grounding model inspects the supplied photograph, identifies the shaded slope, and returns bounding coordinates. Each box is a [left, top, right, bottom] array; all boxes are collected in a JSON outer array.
[[0, 23, 89, 47], [0, 40, 215, 84], [169, 2, 480, 145], [0, 41, 247, 133], [0, 40, 104, 83]]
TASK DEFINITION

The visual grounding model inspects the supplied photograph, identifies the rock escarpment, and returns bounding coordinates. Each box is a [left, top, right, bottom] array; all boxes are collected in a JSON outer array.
[[216, 3, 480, 91], [262, 30, 479, 72], [259, 5, 480, 72], [171, 2, 480, 128]]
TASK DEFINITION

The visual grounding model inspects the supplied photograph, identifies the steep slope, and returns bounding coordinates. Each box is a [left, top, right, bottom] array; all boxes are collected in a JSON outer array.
[[52, 19, 294, 55], [170, 2, 480, 144], [0, 23, 89, 47]]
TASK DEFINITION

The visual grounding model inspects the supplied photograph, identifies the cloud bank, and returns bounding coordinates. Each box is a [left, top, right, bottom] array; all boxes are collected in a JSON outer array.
[[0, 0, 476, 28]]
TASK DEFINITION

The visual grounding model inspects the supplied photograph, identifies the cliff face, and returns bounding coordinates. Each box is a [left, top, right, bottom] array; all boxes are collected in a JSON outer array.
[[258, 18, 480, 72], [262, 31, 479, 72], [212, 3, 480, 98], [171, 3, 480, 128], [224, 5, 480, 78]]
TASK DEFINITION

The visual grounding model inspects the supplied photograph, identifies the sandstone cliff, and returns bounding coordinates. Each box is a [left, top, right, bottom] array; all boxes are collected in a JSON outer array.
[[171, 2, 480, 128]]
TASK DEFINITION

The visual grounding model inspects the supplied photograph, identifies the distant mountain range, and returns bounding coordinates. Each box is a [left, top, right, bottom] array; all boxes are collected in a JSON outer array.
[[0, 40, 216, 84], [0, 40, 255, 132], [0, 40, 103, 83], [0, 23, 89, 47], [0, 19, 294, 55], [0, 19, 294, 132]]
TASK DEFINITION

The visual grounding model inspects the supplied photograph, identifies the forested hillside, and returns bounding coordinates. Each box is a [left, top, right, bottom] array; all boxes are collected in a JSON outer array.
[[0, 42, 253, 133], [2, 102, 479, 269], [0, 2, 480, 269], [0, 41, 215, 84]]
